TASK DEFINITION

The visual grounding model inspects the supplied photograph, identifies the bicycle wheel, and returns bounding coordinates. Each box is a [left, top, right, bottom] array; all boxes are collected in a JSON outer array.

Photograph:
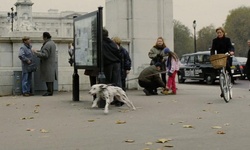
[[228, 75, 233, 99], [219, 73, 230, 103]]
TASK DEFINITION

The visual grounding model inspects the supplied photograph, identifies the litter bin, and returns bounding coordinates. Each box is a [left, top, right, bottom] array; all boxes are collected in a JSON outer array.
[[13, 71, 22, 95], [13, 71, 35, 95]]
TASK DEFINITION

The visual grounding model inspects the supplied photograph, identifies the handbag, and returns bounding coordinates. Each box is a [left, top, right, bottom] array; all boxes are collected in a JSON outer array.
[[27, 63, 37, 72]]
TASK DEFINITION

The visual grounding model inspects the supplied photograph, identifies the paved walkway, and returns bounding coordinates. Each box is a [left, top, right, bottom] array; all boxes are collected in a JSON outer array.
[[1, 83, 250, 150]]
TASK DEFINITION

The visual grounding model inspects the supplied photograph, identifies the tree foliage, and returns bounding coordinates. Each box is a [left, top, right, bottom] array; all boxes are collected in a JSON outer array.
[[224, 6, 250, 56], [196, 25, 216, 52], [173, 20, 194, 57]]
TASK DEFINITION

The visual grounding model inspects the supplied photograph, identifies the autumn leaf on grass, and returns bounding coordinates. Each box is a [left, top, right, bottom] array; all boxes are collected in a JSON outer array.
[[211, 126, 222, 129], [116, 120, 126, 124], [40, 129, 49, 133], [125, 139, 135, 143], [217, 131, 226, 134], [183, 125, 194, 128], [156, 138, 172, 143]]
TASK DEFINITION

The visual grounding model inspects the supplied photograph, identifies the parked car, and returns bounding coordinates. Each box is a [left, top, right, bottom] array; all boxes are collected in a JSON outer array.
[[178, 51, 242, 85], [233, 56, 247, 79]]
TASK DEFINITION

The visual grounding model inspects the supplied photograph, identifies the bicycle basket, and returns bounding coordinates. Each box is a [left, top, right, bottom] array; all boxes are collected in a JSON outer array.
[[210, 54, 227, 69]]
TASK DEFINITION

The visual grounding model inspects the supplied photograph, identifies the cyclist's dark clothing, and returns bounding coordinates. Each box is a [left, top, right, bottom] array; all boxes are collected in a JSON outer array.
[[210, 36, 234, 81]]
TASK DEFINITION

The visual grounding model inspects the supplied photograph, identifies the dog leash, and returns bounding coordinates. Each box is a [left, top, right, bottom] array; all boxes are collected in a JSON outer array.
[[126, 70, 168, 81]]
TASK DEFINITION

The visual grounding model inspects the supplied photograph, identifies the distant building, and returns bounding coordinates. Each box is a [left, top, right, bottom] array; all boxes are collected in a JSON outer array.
[[0, 0, 86, 37]]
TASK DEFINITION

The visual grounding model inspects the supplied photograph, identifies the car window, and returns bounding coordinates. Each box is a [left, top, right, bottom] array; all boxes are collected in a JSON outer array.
[[180, 55, 189, 64], [203, 55, 210, 63], [188, 55, 195, 64]]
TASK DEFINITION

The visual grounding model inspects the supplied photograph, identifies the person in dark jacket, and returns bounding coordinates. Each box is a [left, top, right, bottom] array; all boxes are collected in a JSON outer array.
[[245, 39, 250, 91], [210, 27, 234, 97], [18, 36, 35, 96], [112, 36, 132, 91], [102, 28, 122, 87], [138, 63, 165, 96]]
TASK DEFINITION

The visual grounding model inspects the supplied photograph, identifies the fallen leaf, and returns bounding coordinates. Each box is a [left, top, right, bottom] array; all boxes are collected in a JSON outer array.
[[118, 109, 129, 113], [224, 123, 230, 126], [211, 126, 222, 129], [164, 145, 174, 148], [40, 129, 49, 133], [88, 120, 95, 122], [6, 104, 11, 106], [197, 117, 202, 119], [217, 131, 226, 134], [29, 117, 34, 119], [156, 138, 171, 143], [207, 102, 213, 104], [35, 105, 40, 107], [145, 142, 153, 145], [125, 139, 135, 143], [34, 110, 39, 113], [116, 120, 126, 124], [178, 121, 184, 123], [183, 125, 194, 128], [26, 128, 35, 131]]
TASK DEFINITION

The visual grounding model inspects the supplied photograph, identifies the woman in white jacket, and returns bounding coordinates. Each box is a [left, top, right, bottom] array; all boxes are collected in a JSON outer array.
[[164, 48, 180, 95]]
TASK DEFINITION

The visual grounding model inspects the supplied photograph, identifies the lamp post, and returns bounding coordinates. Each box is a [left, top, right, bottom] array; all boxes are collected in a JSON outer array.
[[193, 20, 197, 53], [7, 7, 17, 32]]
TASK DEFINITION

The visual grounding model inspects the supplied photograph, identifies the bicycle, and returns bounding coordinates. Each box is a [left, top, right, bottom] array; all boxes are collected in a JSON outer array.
[[210, 53, 233, 103]]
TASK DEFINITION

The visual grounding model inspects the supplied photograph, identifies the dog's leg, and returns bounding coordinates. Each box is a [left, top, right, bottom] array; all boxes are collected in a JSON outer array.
[[92, 97, 99, 108], [116, 92, 136, 110], [103, 93, 110, 114]]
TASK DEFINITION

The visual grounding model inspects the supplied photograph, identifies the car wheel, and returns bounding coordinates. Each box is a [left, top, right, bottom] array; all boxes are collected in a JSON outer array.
[[206, 75, 215, 85], [178, 74, 185, 83]]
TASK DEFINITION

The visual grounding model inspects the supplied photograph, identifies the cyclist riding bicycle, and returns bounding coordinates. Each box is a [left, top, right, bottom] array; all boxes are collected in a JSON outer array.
[[210, 27, 235, 84]]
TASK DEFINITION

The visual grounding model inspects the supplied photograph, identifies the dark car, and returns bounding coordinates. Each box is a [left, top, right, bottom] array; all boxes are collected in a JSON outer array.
[[178, 51, 242, 85], [233, 57, 247, 79]]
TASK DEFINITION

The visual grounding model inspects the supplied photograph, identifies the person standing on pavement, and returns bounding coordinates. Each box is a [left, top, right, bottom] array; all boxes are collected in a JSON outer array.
[[245, 39, 250, 91], [138, 63, 165, 96], [163, 48, 180, 95], [112, 36, 132, 91], [148, 37, 167, 85], [18, 36, 35, 96], [33, 32, 57, 96], [102, 28, 122, 87]]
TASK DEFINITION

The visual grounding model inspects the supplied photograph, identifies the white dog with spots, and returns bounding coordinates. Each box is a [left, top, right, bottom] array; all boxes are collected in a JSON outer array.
[[89, 84, 136, 114]]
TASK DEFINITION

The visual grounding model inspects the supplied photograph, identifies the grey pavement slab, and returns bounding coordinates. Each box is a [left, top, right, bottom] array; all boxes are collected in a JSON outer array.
[[1, 83, 250, 150]]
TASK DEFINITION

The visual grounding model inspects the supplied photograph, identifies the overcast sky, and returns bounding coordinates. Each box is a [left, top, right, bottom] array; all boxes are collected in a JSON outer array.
[[1, 0, 250, 30]]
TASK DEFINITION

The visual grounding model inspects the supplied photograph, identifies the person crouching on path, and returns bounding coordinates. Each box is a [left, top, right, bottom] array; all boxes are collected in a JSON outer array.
[[164, 48, 180, 95], [138, 63, 165, 96]]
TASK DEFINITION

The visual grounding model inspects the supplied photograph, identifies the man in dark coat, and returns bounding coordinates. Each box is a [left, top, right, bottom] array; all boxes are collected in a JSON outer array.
[[33, 32, 57, 96], [102, 28, 122, 87], [138, 63, 165, 96]]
